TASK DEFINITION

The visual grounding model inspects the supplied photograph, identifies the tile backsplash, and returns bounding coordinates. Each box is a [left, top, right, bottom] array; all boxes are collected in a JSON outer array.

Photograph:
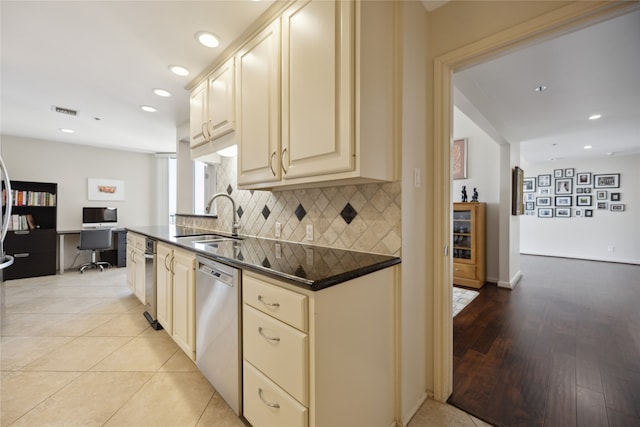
[[176, 157, 401, 256]]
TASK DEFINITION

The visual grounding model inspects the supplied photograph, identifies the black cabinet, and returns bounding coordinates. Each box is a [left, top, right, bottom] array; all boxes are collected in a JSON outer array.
[[3, 181, 57, 280]]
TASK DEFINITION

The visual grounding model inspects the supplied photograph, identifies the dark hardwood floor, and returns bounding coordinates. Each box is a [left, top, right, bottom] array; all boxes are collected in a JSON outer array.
[[448, 255, 640, 427]]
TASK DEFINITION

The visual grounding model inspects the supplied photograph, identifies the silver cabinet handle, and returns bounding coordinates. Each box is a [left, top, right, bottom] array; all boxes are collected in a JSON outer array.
[[258, 388, 280, 409], [258, 295, 280, 308], [14, 230, 30, 235], [281, 147, 288, 174], [14, 253, 29, 258], [258, 327, 280, 342], [164, 253, 171, 271], [269, 152, 277, 176], [0, 156, 12, 241]]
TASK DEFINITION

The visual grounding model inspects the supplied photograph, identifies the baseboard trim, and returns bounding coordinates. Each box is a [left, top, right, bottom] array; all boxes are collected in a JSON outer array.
[[498, 270, 522, 289], [402, 392, 429, 427], [520, 252, 640, 266]]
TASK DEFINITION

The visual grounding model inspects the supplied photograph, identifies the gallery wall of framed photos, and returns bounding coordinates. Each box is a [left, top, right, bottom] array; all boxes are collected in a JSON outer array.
[[523, 168, 625, 219]]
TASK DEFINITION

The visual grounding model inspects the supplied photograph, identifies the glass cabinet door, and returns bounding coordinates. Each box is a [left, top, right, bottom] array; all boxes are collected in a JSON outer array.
[[453, 209, 473, 261]]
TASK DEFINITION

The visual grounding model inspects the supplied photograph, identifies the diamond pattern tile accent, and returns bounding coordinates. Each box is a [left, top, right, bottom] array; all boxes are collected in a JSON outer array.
[[340, 203, 358, 224], [262, 205, 271, 220], [237, 206, 244, 219], [294, 204, 307, 221], [175, 157, 401, 255]]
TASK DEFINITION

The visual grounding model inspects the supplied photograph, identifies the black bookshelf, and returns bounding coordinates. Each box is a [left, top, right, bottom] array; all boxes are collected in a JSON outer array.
[[3, 181, 57, 279]]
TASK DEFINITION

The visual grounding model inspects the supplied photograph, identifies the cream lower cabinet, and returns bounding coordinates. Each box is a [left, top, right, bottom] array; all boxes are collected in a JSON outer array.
[[242, 267, 397, 427], [155, 242, 196, 361], [125, 232, 146, 305], [236, 0, 397, 190], [171, 248, 197, 360]]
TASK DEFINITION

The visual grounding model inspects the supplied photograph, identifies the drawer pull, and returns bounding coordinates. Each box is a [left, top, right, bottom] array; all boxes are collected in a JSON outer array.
[[258, 388, 280, 409], [257, 295, 280, 308], [258, 327, 280, 342], [14, 253, 30, 258]]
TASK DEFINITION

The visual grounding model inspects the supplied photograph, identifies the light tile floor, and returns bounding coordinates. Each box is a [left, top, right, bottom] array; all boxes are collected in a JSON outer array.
[[1, 269, 489, 427]]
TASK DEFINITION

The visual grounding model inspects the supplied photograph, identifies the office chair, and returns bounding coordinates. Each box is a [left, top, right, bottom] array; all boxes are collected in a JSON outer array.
[[78, 228, 113, 273]]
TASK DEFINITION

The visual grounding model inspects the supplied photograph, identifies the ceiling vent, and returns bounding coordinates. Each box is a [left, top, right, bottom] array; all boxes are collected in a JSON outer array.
[[51, 106, 78, 116]]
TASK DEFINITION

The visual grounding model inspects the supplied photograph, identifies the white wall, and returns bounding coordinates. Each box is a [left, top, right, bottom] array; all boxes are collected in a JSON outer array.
[[520, 154, 640, 264], [2, 135, 156, 269], [400, 1, 429, 422], [452, 107, 500, 282]]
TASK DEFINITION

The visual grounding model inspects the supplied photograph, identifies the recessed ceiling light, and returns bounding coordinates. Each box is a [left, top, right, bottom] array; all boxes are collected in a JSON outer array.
[[153, 88, 172, 97], [59, 128, 74, 133], [589, 114, 602, 120], [584, 145, 592, 150], [140, 105, 157, 113], [169, 65, 189, 76], [534, 85, 547, 92], [195, 31, 220, 48]]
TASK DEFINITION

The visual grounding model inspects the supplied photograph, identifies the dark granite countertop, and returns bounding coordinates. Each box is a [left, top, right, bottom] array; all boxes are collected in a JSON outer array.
[[126, 225, 400, 291]]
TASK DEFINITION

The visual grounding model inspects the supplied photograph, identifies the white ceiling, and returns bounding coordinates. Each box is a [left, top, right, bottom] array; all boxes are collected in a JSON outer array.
[[454, 8, 640, 164], [0, 1, 275, 153], [1, 2, 638, 164]]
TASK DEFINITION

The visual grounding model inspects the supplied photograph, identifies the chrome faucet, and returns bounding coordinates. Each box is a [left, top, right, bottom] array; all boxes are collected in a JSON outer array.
[[205, 193, 240, 237]]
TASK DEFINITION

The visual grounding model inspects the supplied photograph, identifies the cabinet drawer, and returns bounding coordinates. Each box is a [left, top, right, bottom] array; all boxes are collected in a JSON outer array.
[[243, 304, 308, 405], [243, 361, 308, 427], [243, 274, 308, 331], [453, 263, 476, 280]]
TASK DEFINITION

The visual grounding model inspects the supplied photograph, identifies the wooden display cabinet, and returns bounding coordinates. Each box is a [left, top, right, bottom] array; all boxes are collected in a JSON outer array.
[[453, 202, 486, 289]]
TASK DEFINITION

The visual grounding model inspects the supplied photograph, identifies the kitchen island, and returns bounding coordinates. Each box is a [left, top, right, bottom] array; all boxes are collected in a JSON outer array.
[[126, 225, 401, 427]]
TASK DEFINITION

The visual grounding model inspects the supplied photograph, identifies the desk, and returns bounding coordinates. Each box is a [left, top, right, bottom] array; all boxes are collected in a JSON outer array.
[[58, 229, 126, 274]]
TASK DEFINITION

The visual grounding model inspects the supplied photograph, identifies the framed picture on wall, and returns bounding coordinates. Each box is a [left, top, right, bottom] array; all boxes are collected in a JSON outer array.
[[525, 202, 535, 211], [538, 208, 554, 218], [594, 173, 620, 188], [611, 192, 621, 201], [555, 178, 573, 195], [539, 188, 551, 195], [538, 174, 552, 187], [453, 138, 468, 180], [597, 202, 608, 210], [523, 178, 536, 192], [597, 190, 608, 200], [525, 193, 535, 202], [577, 172, 591, 185], [585, 209, 594, 217], [536, 197, 552, 206], [556, 208, 571, 217], [575, 209, 583, 217], [555, 196, 572, 206], [512, 166, 525, 215], [610, 204, 625, 211], [564, 168, 575, 177], [554, 169, 563, 178], [577, 195, 592, 206]]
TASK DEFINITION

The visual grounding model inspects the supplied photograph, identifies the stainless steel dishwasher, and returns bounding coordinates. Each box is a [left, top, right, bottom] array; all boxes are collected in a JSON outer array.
[[195, 255, 241, 416]]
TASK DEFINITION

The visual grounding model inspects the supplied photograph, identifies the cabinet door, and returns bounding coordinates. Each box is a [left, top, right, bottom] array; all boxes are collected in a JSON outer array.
[[237, 20, 281, 186], [190, 80, 208, 148], [281, 0, 354, 180], [207, 57, 236, 141], [133, 250, 146, 305], [156, 243, 173, 334], [172, 249, 196, 360]]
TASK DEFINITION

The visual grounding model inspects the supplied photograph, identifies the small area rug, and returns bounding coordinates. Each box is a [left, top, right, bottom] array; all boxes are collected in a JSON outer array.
[[452, 287, 479, 317]]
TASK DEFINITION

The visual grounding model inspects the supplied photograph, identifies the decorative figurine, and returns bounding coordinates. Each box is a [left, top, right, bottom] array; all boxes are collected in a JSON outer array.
[[472, 188, 479, 202], [461, 186, 468, 203]]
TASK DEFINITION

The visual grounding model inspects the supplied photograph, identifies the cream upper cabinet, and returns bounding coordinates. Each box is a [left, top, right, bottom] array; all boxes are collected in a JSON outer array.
[[189, 57, 236, 150], [280, 0, 354, 181], [237, 20, 281, 186], [237, 0, 397, 190], [172, 248, 196, 360], [156, 242, 174, 334], [189, 80, 208, 148]]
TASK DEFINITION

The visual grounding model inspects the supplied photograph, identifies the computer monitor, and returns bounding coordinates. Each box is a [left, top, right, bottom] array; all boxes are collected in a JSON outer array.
[[82, 207, 117, 228]]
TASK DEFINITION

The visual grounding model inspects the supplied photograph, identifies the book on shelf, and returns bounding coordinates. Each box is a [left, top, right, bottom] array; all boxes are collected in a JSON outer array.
[[8, 214, 37, 231], [10, 190, 56, 207]]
